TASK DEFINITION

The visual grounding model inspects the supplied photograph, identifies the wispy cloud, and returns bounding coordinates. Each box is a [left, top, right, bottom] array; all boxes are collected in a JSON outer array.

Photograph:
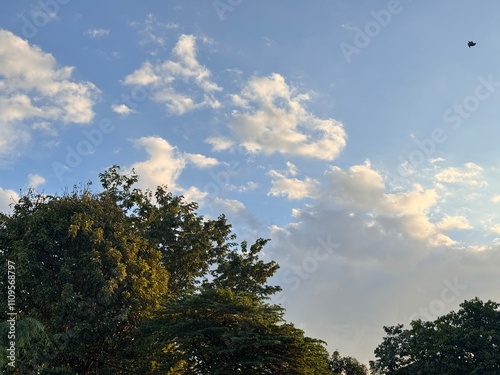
[[85, 28, 110, 38]]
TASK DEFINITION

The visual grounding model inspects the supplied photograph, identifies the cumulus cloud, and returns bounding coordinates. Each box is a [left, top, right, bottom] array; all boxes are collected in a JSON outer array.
[[125, 136, 218, 203], [206, 73, 346, 160], [0, 30, 99, 162], [123, 34, 221, 115], [0, 188, 19, 213], [265, 160, 500, 364]]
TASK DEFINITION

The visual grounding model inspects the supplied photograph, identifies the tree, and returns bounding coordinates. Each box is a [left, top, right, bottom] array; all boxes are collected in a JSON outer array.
[[328, 350, 368, 375], [141, 288, 332, 374], [0, 166, 362, 374], [370, 298, 500, 375], [138, 237, 332, 374], [0, 184, 168, 373], [0, 317, 48, 373]]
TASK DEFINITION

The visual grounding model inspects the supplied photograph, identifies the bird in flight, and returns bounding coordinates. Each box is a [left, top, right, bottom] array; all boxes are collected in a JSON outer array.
[[468, 41, 476, 48]]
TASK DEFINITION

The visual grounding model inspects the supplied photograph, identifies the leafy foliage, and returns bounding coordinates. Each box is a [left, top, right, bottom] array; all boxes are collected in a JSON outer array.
[[1, 183, 168, 373], [370, 298, 500, 375], [328, 350, 368, 375], [0, 166, 350, 374], [142, 288, 332, 374]]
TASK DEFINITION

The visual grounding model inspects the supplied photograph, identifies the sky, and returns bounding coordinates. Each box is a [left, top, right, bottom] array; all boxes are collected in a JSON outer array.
[[2, 0, 500, 365]]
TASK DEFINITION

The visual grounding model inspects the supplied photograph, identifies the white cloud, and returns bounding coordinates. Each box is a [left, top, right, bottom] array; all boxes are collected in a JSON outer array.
[[0, 30, 99, 162], [435, 162, 485, 186], [492, 194, 500, 203], [298, 161, 453, 247], [111, 103, 136, 116], [184, 153, 219, 168], [437, 215, 472, 231], [489, 224, 500, 234], [213, 197, 245, 213], [28, 173, 46, 189], [125, 136, 217, 203], [85, 28, 110, 38], [239, 181, 259, 193], [0, 188, 19, 213], [124, 62, 159, 86], [268, 163, 318, 200], [205, 136, 235, 151], [207, 73, 346, 160], [123, 34, 221, 115]]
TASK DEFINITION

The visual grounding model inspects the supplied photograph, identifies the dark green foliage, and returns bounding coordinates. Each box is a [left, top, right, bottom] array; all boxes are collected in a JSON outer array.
[[370, 298, 500, 375], [328, 350, 368, 375], [0, 183, 168, 373], [140, 286, 331, 374], [0, 166, 349, 374]]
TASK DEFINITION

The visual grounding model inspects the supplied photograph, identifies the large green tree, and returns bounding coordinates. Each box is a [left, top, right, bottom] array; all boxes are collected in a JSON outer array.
[[138, 238, 331, 374], [370, 298, 500, 375], [0, 166, 362, 374], [0, 184, 169, 373]]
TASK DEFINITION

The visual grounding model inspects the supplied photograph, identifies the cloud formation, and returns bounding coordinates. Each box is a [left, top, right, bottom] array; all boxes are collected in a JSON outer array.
[[0, 30, 99, 162], [207, 73, 346, 160], [266, 160, 500, 364], [125, 136, 218, 202], [0, 188, 19, 214], [268, 162, 318, 200], [123, 34, 221, 115]]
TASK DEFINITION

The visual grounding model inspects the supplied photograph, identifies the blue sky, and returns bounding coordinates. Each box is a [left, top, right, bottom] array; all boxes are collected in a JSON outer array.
[[3, 0, 500, 365]]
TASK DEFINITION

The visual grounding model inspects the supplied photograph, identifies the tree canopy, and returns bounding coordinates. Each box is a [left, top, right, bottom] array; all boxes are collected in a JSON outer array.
[[0, 165, 352, 374], [370, 298, 500, 375]]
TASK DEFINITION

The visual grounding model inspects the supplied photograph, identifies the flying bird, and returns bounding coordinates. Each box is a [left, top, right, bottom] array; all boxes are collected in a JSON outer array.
[[468, 41, 476, 48]]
